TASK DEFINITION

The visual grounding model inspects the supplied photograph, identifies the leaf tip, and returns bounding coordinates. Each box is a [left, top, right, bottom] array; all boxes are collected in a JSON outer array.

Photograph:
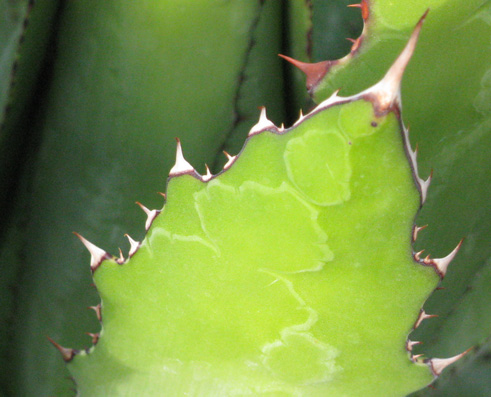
[[365, 10, 427, 114]]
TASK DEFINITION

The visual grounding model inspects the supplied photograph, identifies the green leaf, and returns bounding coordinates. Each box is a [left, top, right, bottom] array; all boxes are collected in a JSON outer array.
[[68, 44, 446, 395], [3, 1, 284, 395], [292, 0, 491, 391]]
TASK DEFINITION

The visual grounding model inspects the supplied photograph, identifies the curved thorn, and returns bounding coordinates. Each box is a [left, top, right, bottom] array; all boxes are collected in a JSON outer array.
[[430, 239, 464, 278], [278, 54, 332, 92], [158, 192, 166, 200], [346, 37, 361, 52], [249, 106, 276, 136], [47, 337, 75, 362], [88, 304, 102, 321], [412, 224, 428, 242], [73, 232, 110, 271], [348, 0, 369, 20], [125, 234, 140, 257], [223, 151, 237, 170], [428, 348, 472, 376], [117, 248, 125, 264], [407, 340, 422, 351], [420, 170, 432, 203], [85, 332, 100, 345], [169, 138, 195, 176], [414, 310, 438, 329], [365, 10, 428, 114], [202, 164, 213, 182], [135, 201, 160, 231], [414, 249, 425, 261]]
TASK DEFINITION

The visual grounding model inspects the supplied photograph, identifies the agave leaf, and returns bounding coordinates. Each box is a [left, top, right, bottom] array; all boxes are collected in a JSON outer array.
[[0, 0, 59, 217], [66, 30, 461, 395], [285, 0, 491, 391], [2, 1, 283, 395]]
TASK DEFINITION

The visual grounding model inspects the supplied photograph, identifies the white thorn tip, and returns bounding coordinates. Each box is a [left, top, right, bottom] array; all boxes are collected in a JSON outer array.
[[117, 248, 125, 264], [136, 201, 160, 230], [366, 10, 427, 112], [202, 164, 213, 182], [414, 249, 425, 261], [432, 239, 464, 277], [74, 232, 109, 271], [429, 348, 472, 376], [419, 171, 432, 203], [223, 151, 237, 170], [412, 225, 427, 241], [125, 234, 140, 257], [169, 138, 195, 176], [312, 89, 342, 115], [249, 106, 275, 136]]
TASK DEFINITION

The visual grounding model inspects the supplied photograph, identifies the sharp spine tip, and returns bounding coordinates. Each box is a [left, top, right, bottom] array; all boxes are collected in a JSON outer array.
[[428, 348, 472, 376], [278, 54, 331, 92], [412, 224, 427, 241], [73, 232, 109, 271], [407, 340, 422, 351], [249, 106, 275, 136], [414, 249, 425, 261], [293, 109, 307, 127], [169, 138, 195, 176], [117, 248, 125, 264], [419, 171, 432, 203], [135, 201, 160, 231], [429, 239, 464, 278], [125, 234, 140, 257], [202, 164, 213, 182], [346, 37, 361, 52], [47, 337, 75, 362], [223, 151, 236, 170], [414, 310, 438, 328], [85, 332, 100, 345], [365, 10, 427, 114], [88, 304, 102, 321], [347, 0, 369, 20]]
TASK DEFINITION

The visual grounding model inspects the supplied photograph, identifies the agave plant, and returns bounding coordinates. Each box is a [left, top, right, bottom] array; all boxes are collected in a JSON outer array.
[[0, 0, 489, 396]]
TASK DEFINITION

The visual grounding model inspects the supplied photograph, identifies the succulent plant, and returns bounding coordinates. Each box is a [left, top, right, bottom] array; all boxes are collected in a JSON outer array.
[[0, 0, 489, 395], [59, 18, 471, 395]]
